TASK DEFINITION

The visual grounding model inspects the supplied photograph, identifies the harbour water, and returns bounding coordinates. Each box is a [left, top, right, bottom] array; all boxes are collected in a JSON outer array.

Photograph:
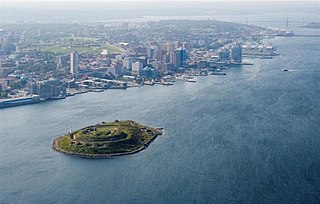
[[1, 31, 320, 203]]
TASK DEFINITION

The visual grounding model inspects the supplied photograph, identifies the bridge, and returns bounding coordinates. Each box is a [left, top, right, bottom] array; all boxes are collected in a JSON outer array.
[[237, 17, 319, 28]]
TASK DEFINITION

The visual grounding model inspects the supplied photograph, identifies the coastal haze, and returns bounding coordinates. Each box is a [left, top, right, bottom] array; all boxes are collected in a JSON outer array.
[[1, 1, 319, 25], [1, 1, 320, 204]]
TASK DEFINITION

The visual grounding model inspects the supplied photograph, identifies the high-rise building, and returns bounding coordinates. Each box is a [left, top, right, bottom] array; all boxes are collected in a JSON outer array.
[[157, 50, 168, 63], [231, 44, 242, 63], [219, 49, 230, 61], [123, 57, 135, 70], [108, 64, 122, 76], [56, 55, 62, 69], [162, 43, 175, 54], [173, 48, 187, 68], [132, 61, 144, 75], [138, 56, 147, 67], [147, 46, 158, 60], [173, 50, 181, 67], [70, 50, 79, 78]]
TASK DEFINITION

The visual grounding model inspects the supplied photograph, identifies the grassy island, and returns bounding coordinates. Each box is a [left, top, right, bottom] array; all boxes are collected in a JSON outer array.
[[53, 120, 163, 158]]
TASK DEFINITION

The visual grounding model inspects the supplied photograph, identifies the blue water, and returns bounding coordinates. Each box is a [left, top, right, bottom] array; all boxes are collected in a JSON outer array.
[[1, 33, 319, 203]]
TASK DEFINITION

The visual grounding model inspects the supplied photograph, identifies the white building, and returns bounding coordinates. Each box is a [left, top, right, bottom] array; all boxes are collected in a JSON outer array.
[[70, 50, 79, 78], [131, 61, 143, 75], [123, 57, 135, 70]]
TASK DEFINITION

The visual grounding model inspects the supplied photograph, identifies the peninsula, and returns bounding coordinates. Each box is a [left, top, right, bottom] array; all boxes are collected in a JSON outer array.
[[53, 120, 163, 158]]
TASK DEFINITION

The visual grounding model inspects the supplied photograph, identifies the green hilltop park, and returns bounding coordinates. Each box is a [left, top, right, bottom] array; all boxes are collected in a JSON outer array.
[[42, 43, 124, 55], [53, 120, 163, 158]]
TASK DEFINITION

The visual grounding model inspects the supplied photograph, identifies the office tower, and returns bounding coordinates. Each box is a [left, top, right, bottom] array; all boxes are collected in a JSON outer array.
[[173, 48, 187, 68], [231, 44, 243, 63], [70, 50, 79, 77], [147, 46, 158, 60]]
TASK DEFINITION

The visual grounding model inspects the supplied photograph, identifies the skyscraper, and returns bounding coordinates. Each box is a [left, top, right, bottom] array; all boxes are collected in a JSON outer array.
[[173, 48, 187, 68], [147, 46, 158, 60], [70, 50, 79, 78]]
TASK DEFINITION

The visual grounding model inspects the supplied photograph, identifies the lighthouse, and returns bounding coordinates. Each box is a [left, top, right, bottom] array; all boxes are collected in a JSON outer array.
[[69, 125, 75, 139]]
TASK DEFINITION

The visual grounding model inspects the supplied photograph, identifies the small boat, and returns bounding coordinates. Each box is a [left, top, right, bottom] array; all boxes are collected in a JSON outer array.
[[175, 76, 185, 81], [91, 89, 104, 92], [184, 76, 194, 79], [210, 72, 226, 76], [162, 82, 174, 86], [50, 95, 66, 100], [186, 79, 196, 83], [282, 69, 288, 72]]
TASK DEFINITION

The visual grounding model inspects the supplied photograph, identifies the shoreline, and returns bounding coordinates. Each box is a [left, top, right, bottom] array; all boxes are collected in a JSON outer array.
[[0, 59, 258, 110], [0, 62, 252, 110]]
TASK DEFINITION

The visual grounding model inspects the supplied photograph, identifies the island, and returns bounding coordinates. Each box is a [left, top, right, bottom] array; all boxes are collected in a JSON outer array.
[[52, 120, 163, 158]]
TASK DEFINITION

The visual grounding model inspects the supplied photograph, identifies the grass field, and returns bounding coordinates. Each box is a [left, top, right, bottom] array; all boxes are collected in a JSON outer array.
[[42, 44, 124, 55]]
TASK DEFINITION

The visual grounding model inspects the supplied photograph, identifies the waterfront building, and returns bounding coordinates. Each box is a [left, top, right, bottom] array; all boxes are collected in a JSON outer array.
[[173, 48, 187, 68], [242, 44, 277, 57], [123, 57, 135, 70], [140, 67, 156, 78], [70, 50, 79, 78], [65, 79, 76, 88], [165, 63, 174, 73], [132, 61, 144, 75], [231, 44, 242, 63], [219, 49, 230, 61], [108, 64, 122, 76], [31, 79, 65, 99]]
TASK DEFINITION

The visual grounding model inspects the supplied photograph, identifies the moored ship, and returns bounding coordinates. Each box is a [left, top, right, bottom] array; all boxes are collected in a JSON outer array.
[[0, 95, 41, 109]]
